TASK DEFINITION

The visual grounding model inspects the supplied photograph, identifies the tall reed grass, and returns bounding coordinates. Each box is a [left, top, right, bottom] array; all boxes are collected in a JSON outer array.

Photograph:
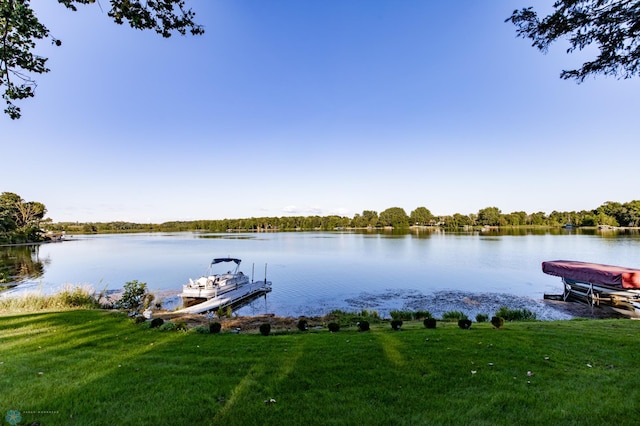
[[0, 284, 106, 312]]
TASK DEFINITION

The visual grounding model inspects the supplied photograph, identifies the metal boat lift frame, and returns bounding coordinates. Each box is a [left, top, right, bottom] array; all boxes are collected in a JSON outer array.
[[561, 277, 640, 318]]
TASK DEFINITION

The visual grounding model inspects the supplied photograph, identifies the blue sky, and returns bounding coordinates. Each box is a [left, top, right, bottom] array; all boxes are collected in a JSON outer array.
[[2, 1, 638, 223]]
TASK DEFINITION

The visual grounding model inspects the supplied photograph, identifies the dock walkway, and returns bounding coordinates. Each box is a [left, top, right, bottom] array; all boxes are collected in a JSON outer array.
[[174, 281, 272, 314]]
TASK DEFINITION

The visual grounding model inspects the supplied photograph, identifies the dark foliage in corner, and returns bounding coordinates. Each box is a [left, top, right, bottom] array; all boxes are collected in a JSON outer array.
[[507, 1, 640, 82], [1, 0, 203, 119]]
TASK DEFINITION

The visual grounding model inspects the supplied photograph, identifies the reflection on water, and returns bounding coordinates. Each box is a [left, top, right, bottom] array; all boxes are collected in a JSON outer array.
[[198, 234, 256, 240], [0, 245, 47, 284], [1, 229, 640, 318]]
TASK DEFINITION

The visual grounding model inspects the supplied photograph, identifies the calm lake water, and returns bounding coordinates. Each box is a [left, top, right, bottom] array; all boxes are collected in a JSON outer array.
[[2, 229, 640, 319]]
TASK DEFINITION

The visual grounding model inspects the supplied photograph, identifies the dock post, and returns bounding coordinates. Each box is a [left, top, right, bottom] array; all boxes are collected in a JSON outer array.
[[562, 278, 570, 301]]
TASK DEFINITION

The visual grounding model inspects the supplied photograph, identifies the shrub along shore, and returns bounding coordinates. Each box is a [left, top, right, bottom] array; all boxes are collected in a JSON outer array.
[[1, 289, 640, 425]]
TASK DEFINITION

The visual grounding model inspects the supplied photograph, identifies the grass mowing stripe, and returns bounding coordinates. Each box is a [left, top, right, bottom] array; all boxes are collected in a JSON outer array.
[[2, 311, 640, 425]]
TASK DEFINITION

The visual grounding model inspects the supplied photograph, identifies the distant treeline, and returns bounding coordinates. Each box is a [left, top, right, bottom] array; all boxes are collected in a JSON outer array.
[[46, 200, 640, 234]]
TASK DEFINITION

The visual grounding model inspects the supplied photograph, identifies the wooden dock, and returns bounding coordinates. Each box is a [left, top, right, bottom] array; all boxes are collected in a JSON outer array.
[[174, 280, 272, 314]]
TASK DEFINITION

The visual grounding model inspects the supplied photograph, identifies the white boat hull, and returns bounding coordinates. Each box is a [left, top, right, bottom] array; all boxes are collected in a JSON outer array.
[[178, 257, 272, 312], [176, 280, 272, 314]]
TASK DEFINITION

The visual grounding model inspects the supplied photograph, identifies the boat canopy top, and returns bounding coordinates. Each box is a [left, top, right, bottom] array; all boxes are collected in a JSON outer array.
[[211, 258, 241, 266], [542, 260, 640, 289]]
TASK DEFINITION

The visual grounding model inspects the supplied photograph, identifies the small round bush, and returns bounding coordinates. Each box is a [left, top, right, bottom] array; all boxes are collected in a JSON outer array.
[[423, 317, 437, 329], [475, 314, 489, 323], [134, 316, 146, 324], [357, 321, 370, 332], [259, 323, 271, 336], [328, 322, 340, 332], [297, 319, 309, 332], [209, 322, 222, 334], [117, 280, 149, 311], [391, 319, 403, 331], [150, 318, 164, 328], [458, 319, 472, 329], [491, 316, 505, 329], [175, 321, 189, 332]]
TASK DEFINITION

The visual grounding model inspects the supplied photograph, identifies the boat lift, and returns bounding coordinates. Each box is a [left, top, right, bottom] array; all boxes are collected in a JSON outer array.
[[543, 260, 640, 318]]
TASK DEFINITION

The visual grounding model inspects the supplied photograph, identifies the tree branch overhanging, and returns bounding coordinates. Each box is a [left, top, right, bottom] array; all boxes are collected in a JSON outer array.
[[507, 0, 640, 82], [0, 0, 202, 119]]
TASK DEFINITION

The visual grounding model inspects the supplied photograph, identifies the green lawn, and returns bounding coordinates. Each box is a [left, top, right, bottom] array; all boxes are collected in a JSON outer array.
[[1, 310, 639, 425]]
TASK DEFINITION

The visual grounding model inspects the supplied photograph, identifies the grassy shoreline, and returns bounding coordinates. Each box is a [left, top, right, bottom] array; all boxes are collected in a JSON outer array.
[[2, 309, 640, 425]]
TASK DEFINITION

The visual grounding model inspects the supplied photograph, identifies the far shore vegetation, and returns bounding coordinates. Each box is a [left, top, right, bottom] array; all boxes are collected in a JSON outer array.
[[3, 191, 640, 244], [41, 200, 640, 235]]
